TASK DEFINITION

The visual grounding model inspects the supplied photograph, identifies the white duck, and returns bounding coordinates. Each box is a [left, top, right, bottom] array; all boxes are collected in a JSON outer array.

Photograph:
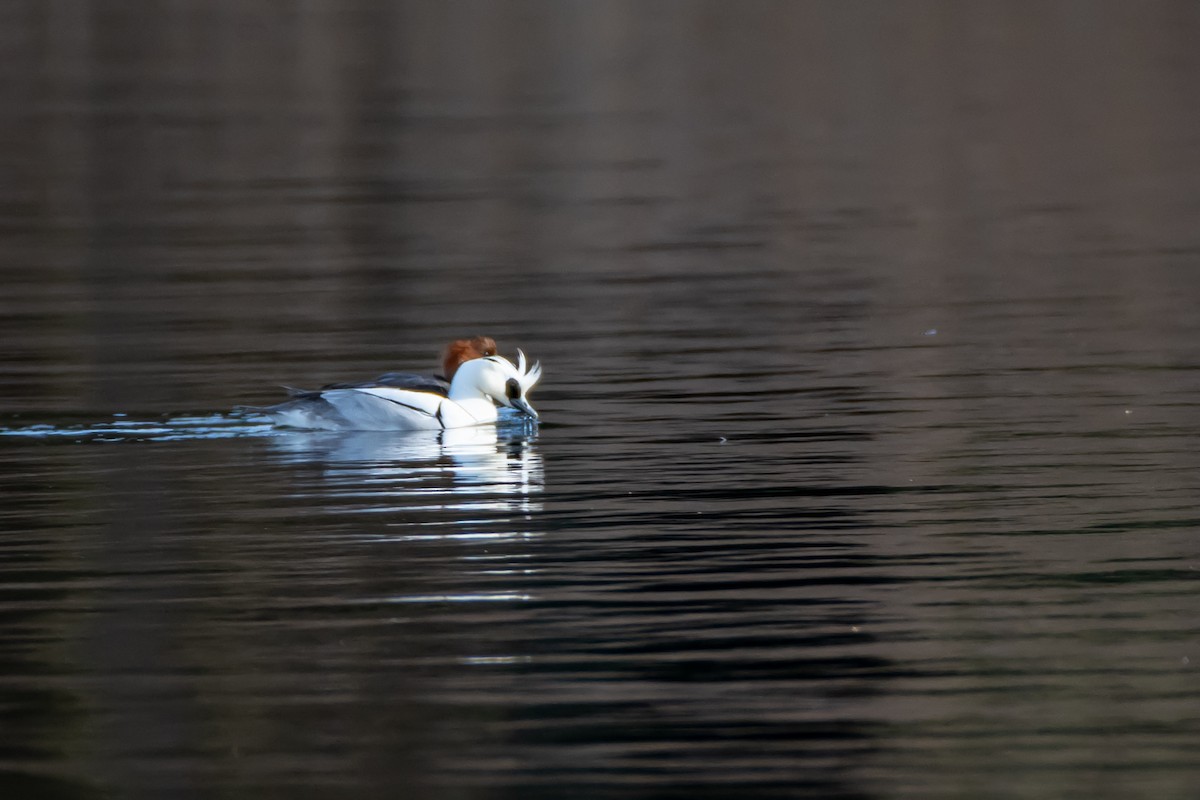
[[264, 351, 542, 431]]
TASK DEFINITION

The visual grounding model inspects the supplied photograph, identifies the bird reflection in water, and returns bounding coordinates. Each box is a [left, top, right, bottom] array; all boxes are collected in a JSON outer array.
[[267, 421, 544, 528], [267, 423, 544, 621]]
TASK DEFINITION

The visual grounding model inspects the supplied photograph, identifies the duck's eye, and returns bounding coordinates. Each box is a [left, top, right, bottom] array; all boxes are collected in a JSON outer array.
[[505, 378, 520, 400]]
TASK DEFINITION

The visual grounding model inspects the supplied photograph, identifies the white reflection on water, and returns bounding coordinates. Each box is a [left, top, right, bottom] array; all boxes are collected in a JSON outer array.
[[1, 410, 545, 525], [377, 593, 534, 603], [269, 422, 546, 620], [270, 424, 541, 498], [1, 411, 545, 531], [460, 655, 533, 665], [268, 421, 544, 536]]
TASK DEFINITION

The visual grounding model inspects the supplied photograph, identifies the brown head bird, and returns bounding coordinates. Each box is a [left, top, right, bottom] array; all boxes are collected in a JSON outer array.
[[442, 336, 497, 381]]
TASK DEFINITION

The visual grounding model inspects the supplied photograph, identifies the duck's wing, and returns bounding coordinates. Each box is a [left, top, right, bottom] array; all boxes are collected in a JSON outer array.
[[372, 372, 451, 395], [314, 387, 446, 431], [319, 372, 450, 396]]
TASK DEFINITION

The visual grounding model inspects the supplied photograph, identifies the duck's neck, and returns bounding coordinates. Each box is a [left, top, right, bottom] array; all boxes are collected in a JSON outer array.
[[447, 360, 487, 400], [448, 382, 498, 422], [447, 377, 483, 402], [446, 363, 499, 421], [453, 397, 499, 423]]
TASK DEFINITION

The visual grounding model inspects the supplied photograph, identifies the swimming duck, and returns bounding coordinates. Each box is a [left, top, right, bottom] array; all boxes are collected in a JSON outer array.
[[265, 350, 542, 431]]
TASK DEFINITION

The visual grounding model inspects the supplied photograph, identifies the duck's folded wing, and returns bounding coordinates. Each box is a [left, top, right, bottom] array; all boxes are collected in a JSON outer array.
[[320, 372, 450, 396], [318, 387, 445, 430], [372, 372, 450, 394]]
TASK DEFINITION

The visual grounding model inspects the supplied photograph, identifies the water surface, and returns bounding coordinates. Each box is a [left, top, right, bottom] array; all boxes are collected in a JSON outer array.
[[3, 2, 1200, 798]]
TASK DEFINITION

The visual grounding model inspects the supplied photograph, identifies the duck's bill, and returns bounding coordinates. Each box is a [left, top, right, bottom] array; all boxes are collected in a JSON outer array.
[[509, 397, 538, 419]]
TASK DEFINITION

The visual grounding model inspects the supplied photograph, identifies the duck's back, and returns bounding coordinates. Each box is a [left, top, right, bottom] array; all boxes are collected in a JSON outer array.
[[319, 372, 450, 396]]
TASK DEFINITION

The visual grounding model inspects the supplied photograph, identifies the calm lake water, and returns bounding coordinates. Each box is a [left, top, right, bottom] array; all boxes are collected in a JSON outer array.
[[3, 2, 1200, 798]]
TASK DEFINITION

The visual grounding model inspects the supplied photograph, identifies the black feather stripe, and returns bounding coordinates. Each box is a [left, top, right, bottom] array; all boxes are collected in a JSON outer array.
[[360, 392, 437, 417]]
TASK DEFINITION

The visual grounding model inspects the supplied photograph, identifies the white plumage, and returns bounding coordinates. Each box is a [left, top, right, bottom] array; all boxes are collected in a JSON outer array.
[[265, 351, 542, 431]]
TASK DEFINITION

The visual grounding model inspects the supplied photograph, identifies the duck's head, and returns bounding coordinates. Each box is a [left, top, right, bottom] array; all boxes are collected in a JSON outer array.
[[442, 336, 498, 381], [450, 349, 542, 418]]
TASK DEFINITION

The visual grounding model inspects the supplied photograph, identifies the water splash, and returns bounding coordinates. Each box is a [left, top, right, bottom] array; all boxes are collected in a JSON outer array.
[[0, 413, 275, 442]]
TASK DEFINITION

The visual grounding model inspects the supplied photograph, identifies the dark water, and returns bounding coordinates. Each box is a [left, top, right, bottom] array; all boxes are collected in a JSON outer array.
[[3, 2, 1200, 798]]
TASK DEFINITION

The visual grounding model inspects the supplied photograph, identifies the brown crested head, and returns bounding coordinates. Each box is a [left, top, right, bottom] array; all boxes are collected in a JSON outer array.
[[442, 336, 498, 380]]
